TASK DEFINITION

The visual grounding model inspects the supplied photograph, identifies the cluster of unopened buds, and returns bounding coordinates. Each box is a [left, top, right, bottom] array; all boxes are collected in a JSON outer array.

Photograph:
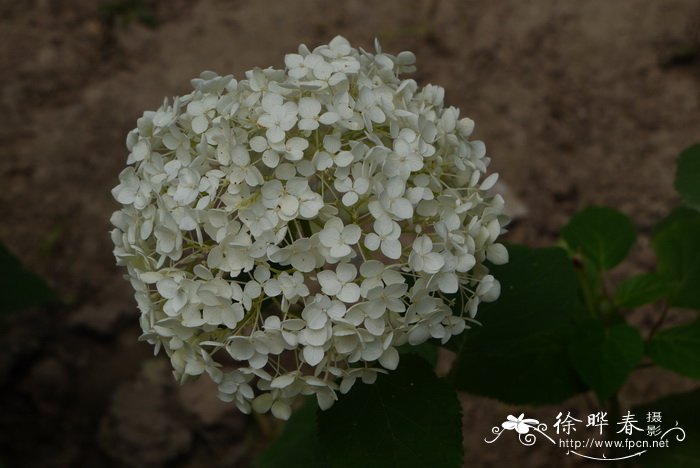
[[111, 36, 508, 419]]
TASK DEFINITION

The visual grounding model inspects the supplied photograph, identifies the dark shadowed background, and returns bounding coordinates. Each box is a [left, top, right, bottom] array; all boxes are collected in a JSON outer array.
[[1, 0, 699, 466]]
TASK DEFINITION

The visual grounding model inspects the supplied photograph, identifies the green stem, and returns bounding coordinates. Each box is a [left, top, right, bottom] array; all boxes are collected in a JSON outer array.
[[647, 302, 669, 340], [574, 262, 599, 318]]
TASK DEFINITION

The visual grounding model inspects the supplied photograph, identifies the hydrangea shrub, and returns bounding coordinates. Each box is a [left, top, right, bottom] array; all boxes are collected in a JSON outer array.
[[110, 36, 507, 419]]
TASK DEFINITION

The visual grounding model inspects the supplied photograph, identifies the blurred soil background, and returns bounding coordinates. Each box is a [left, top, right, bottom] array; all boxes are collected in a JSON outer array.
[[1, 0, 700, 466]]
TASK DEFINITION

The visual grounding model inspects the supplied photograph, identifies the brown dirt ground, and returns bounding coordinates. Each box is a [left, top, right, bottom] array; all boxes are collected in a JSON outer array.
[[1, 0, 700, 466]]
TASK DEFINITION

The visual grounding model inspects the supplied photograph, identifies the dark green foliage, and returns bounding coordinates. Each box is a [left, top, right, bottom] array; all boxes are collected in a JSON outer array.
[[675, 144, 700, 211], [0, 242, 55, 315], [568, 322, 643, 401], [256, 398, 327, 468], [615, 273, 671, 308], [647, 320, 700, 379], [562, 206, 636, 271], [635, 389, 700, 467], [397, 341, 438, 367], [652, 209, 700, 310], [453, 246, 585, 404], [318, 356, 463, 468]]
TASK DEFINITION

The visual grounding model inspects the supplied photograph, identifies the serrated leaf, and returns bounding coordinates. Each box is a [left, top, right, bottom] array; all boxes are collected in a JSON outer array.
[[634, 389, 700, 467], [568, 322, 643, 402], [676, 144, 700, 211], [256, 398, 326, 468], [647, 320, 700, 379], [652, 210, 700, 310], [561, 206, 636, 270], [615, 273, 671, 308], [0, 242, 55, 314], [453, 245, 585, 405], [318, 355, 462, 468]]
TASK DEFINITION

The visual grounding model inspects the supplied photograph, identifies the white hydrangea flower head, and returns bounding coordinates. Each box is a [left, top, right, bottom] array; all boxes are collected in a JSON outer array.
[[111, 35, 508, 419]]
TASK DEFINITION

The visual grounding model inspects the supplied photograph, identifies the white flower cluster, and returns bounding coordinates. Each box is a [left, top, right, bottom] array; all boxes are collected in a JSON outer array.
[[111, 36, 508, 419]]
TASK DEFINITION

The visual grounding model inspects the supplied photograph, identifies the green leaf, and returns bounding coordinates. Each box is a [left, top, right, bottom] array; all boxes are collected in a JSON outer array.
[[0, 242, 55, 314], [647, 319, 700, 379], [568, 322, 644, 401], [256, 398, 326, 468], [615, 273, 671, 308], [634, 389, 700, 467], [453, 245, 585, 405], [653, 206, 699, 237], [652, 210, 700, 310], [318, 355, 462, 468], [397, 341, 438, 367], [676, 144, 700, 211], [561, 206, 636, 270]]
